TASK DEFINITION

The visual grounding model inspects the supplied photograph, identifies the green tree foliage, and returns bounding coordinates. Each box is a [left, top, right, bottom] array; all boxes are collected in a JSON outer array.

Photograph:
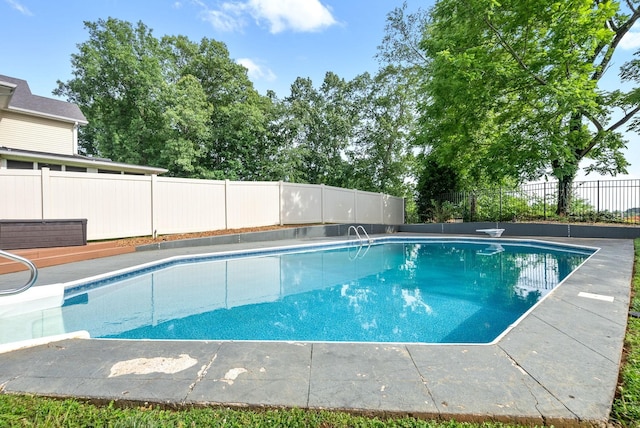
[[416, 155, 461, 221], [55, 19, 168, 166], [281, 73, 354, 186], [375, 2, 436, 212], [346, 67, 416, 196], [163, 35, 275, 180], [278, 69, 417, 198], [56, 18, 276, 179], [418, 0, 640, 215], [158, 74, 212, 176], [376, 2, 428, 75]]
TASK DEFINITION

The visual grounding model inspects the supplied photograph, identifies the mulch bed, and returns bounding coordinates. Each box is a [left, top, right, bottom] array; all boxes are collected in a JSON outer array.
[[112, 225, 299, 247]]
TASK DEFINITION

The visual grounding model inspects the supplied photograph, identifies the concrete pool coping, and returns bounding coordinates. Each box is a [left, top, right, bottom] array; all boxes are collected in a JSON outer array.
[[0, 234, 634, 425]]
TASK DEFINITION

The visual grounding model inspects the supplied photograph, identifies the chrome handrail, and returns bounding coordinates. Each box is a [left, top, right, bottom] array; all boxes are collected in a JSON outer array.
[[0, 249, 38, 295], [347, 225, 373, 260], [347, 225, 373, 244], [356, 225, 372, 243], [347, 225, 361, 242]]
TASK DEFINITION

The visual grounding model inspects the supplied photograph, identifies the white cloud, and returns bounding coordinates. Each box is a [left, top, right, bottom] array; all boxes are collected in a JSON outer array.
[[237, 58, 277, 81], [196, 0, 337, 33], [620, 31, 640, 50], [200, 8, 245, 32], [246, 0, 337, 33], [5, 0, 32, 16]]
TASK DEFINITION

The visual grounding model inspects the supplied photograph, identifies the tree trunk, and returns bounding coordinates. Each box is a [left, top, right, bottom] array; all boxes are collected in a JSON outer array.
[[556, 175, 573, 216], [555, 113, 583, 217]]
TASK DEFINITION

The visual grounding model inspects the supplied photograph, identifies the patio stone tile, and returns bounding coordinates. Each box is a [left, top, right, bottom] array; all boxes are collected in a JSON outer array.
[[6, 376, 194, 404], [308, 379, 436, 413], [308, 343, 436, 412], [527, 295, 626, 364], [188, 341, 311, 407], [407, 344, 572, 421], [310, 343, 420, 381], [202, 341, 311, 380], [499, 315, 620, 422], [189, 379, 310, 407]]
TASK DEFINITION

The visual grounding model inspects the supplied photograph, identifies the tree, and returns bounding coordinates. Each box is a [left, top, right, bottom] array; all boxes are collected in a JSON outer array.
[[158, 74, 212, 177], [418, 0, 640, 215], [163, 35, 276, 180], [56, 19, 278, 180], [374, 1, 438, 214], [416, 154, 461, 222], [282, 73, 354, 186], [376, 1, 429, 70], [56, 18, 168, 166], [346, 68, 416, 196]]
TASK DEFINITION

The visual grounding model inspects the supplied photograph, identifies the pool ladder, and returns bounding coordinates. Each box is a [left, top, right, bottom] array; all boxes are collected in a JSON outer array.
[[348, 225, 373, 244], [347, 225, 372, 259], [0, 249, 38, 296]]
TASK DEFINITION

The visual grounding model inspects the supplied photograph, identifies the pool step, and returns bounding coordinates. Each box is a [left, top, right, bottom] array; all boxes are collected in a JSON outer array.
[[0, 242, 134, 275]]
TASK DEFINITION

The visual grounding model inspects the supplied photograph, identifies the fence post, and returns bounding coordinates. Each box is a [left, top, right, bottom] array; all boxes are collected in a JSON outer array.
[[279, 181, 284, 226], [469, 191, 476, 222], [544, 182, 547, 220], [597, 180, 600, 214], [40, 167, 50, 220], [354, 189, 358, 223], [321, 184, 325, 224], [151, 174, 158, 237], [224, 179, 230, 229]]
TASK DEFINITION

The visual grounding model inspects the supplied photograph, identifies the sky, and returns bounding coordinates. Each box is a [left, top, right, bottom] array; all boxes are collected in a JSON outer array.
[[1, 0, 639, 181]]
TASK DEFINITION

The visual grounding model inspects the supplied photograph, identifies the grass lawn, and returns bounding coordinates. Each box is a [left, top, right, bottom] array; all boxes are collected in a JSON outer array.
[[0, 239, 638, 427], [611, 238, 640, 427]]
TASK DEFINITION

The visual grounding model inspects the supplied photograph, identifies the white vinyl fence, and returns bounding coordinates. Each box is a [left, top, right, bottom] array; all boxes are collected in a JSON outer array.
[[0, 169, 404, 241]]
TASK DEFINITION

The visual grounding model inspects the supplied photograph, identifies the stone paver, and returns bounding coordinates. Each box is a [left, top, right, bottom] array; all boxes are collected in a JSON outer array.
[[188, 341, 312, 407]]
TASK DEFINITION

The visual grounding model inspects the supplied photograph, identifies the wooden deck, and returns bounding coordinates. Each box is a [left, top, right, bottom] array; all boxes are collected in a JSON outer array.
[[0, 242, 134, 275]]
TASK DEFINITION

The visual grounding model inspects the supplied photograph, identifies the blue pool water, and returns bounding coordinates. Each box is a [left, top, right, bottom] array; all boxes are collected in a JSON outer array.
[[57, 238, 594, 344]]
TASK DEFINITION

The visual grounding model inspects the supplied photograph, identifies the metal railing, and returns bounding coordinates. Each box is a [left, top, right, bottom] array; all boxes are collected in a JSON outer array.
[[0, 249, 38, 295], [347, 225, 372, 260], [429, 179, 640, 225], [347, 225, 373, 244]]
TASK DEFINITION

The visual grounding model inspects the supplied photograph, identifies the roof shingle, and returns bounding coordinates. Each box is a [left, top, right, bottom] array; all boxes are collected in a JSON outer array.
[[0, 74, 87, 124]]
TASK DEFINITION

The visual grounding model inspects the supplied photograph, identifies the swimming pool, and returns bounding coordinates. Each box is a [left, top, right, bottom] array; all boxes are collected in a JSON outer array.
[[1, 237, 595, 345]]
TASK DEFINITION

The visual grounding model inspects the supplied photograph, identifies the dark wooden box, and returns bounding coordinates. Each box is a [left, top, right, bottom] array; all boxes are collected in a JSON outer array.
[[0, 219, 87, 250]]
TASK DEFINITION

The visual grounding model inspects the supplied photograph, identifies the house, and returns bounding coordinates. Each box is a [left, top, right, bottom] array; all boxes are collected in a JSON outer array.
[[0, 74, 167, 175]]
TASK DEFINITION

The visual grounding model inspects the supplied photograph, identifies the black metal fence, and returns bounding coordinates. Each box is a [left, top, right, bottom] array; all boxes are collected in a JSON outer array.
[[431, 179, 640, 225]]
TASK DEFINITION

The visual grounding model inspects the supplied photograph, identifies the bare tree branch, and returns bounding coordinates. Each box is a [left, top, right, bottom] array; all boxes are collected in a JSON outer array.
[[606, 104, 640, 132], [481, 15, 548, 86], [579, 104, 640, 157], [625, 0, 638, 13], [582, 109, 605, 133], [591, 7, 640, 81]]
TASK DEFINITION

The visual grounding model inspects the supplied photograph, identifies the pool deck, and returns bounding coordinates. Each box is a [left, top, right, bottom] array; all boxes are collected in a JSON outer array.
[[0, 234, 634, 426]]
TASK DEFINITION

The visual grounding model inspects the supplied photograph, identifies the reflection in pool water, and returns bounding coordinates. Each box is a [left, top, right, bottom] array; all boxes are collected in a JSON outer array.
[[0, 239, 594, 345], [61, 240, 593, 343]]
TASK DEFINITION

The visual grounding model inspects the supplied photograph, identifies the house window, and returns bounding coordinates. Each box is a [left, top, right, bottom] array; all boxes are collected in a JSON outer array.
[[6, 160, 34, 169], [64, 165, 86, 173], [38, 163, 62, 171], [97, 169, 122, 174]]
